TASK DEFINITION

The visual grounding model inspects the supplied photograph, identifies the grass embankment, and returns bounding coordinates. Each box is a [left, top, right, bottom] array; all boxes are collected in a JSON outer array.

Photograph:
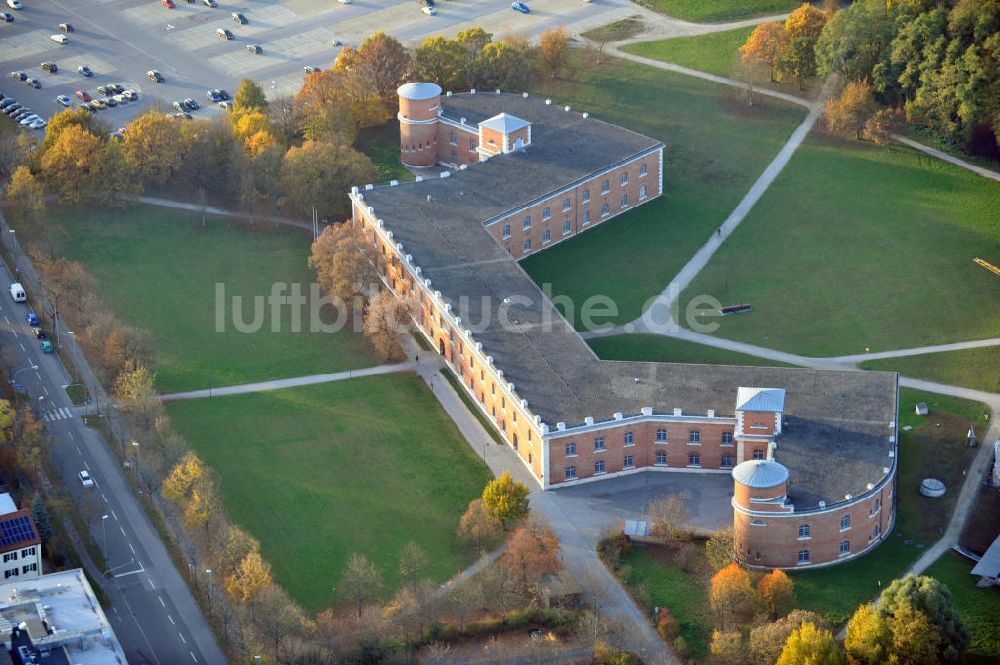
[[166, 374, 492, 613], [47, 206, 377, 393], [682, 135, 1000, 357], [522, 49, 805, 329]]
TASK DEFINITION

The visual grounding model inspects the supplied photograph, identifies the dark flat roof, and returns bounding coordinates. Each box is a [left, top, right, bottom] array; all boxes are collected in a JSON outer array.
[[361, 91, 897, 507]]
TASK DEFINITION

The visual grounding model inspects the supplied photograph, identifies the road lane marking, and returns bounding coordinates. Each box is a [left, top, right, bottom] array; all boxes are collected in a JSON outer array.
[[179, 632, 186, 645], [148, 576, 155, 590], [75, 445, 81, 454], [18, 343, 24, 351], [159, 595, 166, 608], [111, 510, 118, 521], [101, 493, 108, 503], [168, 614, 175, 625], [83, 461, 90, 471], [119, 525, 126, 537], [42, 386, 49, 396], [129, 542, 136, 554], [190, 650, 198, 662]]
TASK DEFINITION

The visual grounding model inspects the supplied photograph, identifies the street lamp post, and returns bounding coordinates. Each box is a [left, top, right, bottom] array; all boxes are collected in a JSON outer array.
[[66, 330, 79, 382], [8, 229, 18, 276], [205, 569, 214, 609], [101, 514, 109, 569], [132, 441, 140, 485]]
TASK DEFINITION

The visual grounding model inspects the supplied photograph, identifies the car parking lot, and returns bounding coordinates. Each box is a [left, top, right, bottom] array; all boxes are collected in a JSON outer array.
[[0, 0, 631, 128]]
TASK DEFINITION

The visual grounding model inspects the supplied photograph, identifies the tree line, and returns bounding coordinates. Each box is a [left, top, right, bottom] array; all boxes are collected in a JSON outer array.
[[741, 0, 1000, 159]]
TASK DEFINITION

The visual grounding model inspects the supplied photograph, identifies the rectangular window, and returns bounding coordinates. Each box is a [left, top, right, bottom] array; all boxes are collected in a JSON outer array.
[[840, 540, 850, 555], [620, 194, 628, 209], [655, 450, 667, 465], [523, 238, 531, 252], [624, 455, 634, 469], [640, 185, 647, 199], [620, 172, 628, 186], [624, 432, 634, 446], [798, 549, 810, 564], [20, 563, 35, 574], [722, 432, 734, 445], [562, 220, 571, 235], [543, 229, 551, 244], [840, 515, 851, 531], [595, 460, 606, 474], [562, 198, 571, 212], [582, 211, 591, 225], [470, 138, 476, 151], [21, 547, 34, 558], [450, 131, 457, 145], [639, 163, 647, 177], [753, 449, 766, 460], [565, 466, 576, 480], [542, 206, 551, 221], [523, 215, 531, 230], [721, 456, 734, 468], [502, 224, 511, 239], [451, 151, 458, 165], [3, 553, 16, 563], [601, 180, 609, 194], [688, 430, 700, 444], [688, 453, 700, 467], [565, 442, 576, 457], [582, 189, 590, 203], [594, 437, 606, 452], [798, 524, 811, 539], [601, 203, 609, 217]]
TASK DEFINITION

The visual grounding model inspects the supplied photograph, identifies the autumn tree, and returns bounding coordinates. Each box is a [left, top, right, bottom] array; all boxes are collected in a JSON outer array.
[[398, 541, 428, 591], [477, 554, 517, 620], [333, 32, 410, 120], [40, 124, 103, 204], [748, 610, 830, 665], [648, 493, 690, 543], [481, 470, 530, 529], [456, 27, 493, 62], [4, 165, 45, 231], [211, 524, 259, 579], [294, 70, 358, 143], [308, 221, 381, 307], [457, 497, 502, 551], [340, 553, 382, 619], [255, 583, 305, 664], [113, 359, 159, 427], [775, 3, 828, 87], [363, 289, 406, 362], [121, 111, 184, 186], [878, 575, 968, 663], [844, 603, 889, 665], [502, 520, 561, 601], [414, 36, 469, 92], [757, 569, 796, 619], [278, 139, 376, 220], [233, 78, 269, 113], [863, 107, 898, 145], [825, 79, 878, 140], [473, 40, 533, 91], [775, 621, 846, 665], [42, 107, 105, 153], [225, 550, 272, 607], [161, 451, 206, 504], [538, 27, 571, 80], [740, 22, 789, 81], [705, 527, 734, 571], [709, 563, 755, 626], [710, 628, 745, 664], [96, 138, 139, 205]]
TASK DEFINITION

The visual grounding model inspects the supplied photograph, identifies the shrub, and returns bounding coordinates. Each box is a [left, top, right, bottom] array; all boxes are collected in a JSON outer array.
[[672, 636, 689, 658], [594, 641, 641, 665], [657, 607, 680, 641], [597, 532, 632, 569], [676, 542, 701, 572]]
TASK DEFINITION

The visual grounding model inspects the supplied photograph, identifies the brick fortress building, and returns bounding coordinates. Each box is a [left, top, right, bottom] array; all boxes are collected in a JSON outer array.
[[349, 82, 900, 569]]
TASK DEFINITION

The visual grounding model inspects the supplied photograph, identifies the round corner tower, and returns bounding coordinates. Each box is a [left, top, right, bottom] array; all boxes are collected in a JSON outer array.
[[397, 81, 442, 168], [731, 459, 790, 567]]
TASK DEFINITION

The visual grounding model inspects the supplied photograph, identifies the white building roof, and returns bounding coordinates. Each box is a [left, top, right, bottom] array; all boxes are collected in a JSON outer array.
[[0, 569, 127, 664], [971, 535, 1000, 578], [479, 112, 531, 135], [732, 459, 789, 488], [736, 387, 786, 413], [0, 493, 17, 515], [396, 81, 442, 101]]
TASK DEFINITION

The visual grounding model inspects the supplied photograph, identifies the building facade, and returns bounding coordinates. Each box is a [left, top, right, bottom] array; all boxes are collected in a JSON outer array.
[[0, 495, 41, 582], [350, 83, 899, 569]]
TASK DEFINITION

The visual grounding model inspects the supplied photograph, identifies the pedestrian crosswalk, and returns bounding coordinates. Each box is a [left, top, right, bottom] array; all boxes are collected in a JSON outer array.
[[42, 407, 75, 423]]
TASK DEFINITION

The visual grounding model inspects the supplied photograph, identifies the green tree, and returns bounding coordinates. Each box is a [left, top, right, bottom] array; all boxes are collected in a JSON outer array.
[[473, 40, 533, 91], [279, 139, 376, 220], [815, 0, 897, 84], [704, 527, 734, 571], [31, 493, 53, 542], [4, 165, 45, 230], [775, 621, 846, 665], [414, 36, 469, 92], [481, 470, 529, 529], [878, 575, 968, 663], [456, 27, 492, 61], [234, 78, 269, 112]]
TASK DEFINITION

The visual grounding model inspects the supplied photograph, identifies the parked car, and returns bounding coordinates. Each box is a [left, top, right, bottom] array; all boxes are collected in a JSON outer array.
[[172, 100, 184, 111], [41, 62, 57, 73], [231, 11, 246, 23], [50, 34, 68, 44], [337, 0, 352, 4], [0, 11, 13, 21], [25, 311, 38, 326], [32, 327, 46, 339], [24, 77, 39, 89], [6, 0, 21, 9], [214, 88, 230, 100], [0, 99, 16, 109], [161, 0, 175, 8], [90, 98, 105, 109], [216, 27, 233, 39], [112, 93, 126, 104], [303, 66, 319, 75], [9, 70, 25, 81], [29, 118, 45, 129], [147, 69, 164, 83], [173, 111, 192, 119], [79, 470, 94, 487], [206, 89, 221, 102], [75, 89, 91, 101], [3, 104, 22, 115], [103, 96, 116, 107], [421, 5, 436, 14], [58, 22, 73, 32], [96, 84, 110, 95], [182, 98, 198, 110], [78, 64, 92, 77], [202, 0, 217, 7], [123, 89, 137, 101], [19, 114, 39, 125], [56, 94, 71, 106], [511, 1, 529, 12], [245, 43, 261, 54]]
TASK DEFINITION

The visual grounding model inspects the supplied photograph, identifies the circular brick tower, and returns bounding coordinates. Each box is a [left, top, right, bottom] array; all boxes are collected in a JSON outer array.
[[397, 82, 442, 168], [731, 459, 790, 566]]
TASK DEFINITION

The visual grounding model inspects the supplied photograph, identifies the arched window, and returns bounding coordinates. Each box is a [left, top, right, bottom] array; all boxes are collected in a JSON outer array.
[[798, 524, 810, 539], [797, 549, 810, 564]]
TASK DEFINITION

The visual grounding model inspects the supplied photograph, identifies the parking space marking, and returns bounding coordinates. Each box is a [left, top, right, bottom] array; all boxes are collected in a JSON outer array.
[[159, 595, 166, 608], [129, 542, 136, 554], [1, 30, 55, 60], [168, 614, 175, 625], [179, 632, 186, 644]]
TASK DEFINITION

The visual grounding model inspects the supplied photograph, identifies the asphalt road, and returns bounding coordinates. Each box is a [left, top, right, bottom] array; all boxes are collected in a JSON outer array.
[[0, 252, 226, 664], [0, 0, 633, 129]]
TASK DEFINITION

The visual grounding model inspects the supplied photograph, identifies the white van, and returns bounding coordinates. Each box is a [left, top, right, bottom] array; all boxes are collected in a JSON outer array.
[[9, 282, 25, 302]]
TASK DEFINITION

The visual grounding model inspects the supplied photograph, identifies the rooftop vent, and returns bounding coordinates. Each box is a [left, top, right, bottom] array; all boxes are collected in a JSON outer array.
[[545, 99, 552, 105], [707, 409, 715, 418], [460, 116, 466, 124], [350, 185, 359, 194], [556, 422, 566, 431], [440, 171, 450, 178], [867, 483, 875, 490], [522, 91, 528, 98], [496, 89, 501, 94], [584, 416, 594, 426], [503, 297, 511, 304], [364, 183, 373, 190], [641, 407, 652, 416], [673, 408, 682, 416], [818, 501, 826, 508], [633, 377, 640, 383], [613, 412, 623, 420], [426, 195, 432, 202], [845, 494, 853, 500], [446, 90, 452, 96]]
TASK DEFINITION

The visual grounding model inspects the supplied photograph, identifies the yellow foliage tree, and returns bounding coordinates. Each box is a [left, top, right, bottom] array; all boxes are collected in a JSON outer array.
[[757, 569, 796, 619], [225, 550, 272, 605], [161, 451, 206, 504], [844, 603, 889, 665], [0, 400, 13, 442], [709, 563, 755, 626], [538, 27, 570, 79], [740, 22, 789, 81], [481, 471, 530, 529], [784, 3, 827, 40], [825, 79, 878, 140], [775, 621, 846, 665]]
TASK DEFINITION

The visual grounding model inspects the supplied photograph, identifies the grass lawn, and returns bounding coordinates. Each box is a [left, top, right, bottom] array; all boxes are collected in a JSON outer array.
[[580, 17, 649, 44], [634, 0, 797, 22], [791, 388, 988, 624], [356, 122, 414, 184], [681, 135, 1000, 356], [624, 27, 754, 78], [587, 333, 799, 367], [926, 552, 1000, 664], [522, 50, 805, 329], [862, 346, 1000, 394], [45, 205, 377, 394], [166, 374, 492, 613]]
